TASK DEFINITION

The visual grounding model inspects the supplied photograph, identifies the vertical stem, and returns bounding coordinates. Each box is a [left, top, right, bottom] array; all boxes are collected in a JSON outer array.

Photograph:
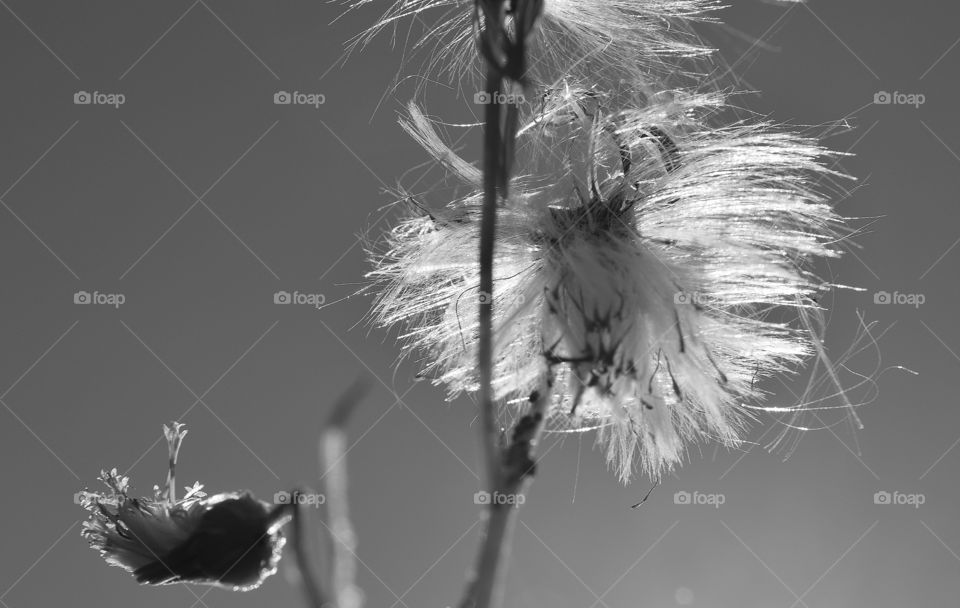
[[292, 501, 330, 608], [461, 369, 554, 608], [465, 501, 519, 608], [478, 64, 504, 493], [467, 65, 509, 608], [320, 377, 370, 608], [465, 2, 545, 605], [290, 378, 370, 608], [322, 427, 361, 608]]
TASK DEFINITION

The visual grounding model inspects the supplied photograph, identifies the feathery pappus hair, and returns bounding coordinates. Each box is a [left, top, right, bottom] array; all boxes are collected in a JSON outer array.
[[78, 423, 290, 590], [344, 0, 722, 90], [367, 89, 849, 481]]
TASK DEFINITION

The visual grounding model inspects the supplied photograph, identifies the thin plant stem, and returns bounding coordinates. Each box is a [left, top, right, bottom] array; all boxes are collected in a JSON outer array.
[[320, 378, 371, 608], [291, 378, 371, 608], [464, 497, 519, 608], [292, 499, 330, 608], [463, 2, 545, 606], [477, 62, 504, 494], [462, 61, 509, 608], [461, 369, 554, 608]]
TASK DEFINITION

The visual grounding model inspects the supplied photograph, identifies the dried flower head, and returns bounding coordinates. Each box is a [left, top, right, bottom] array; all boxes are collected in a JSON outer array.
[[368, 90, 847, 480], [78, 423, 289, 590]]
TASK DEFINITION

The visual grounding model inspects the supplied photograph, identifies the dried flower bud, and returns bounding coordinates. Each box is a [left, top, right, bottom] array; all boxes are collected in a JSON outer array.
[[78, 423, 289, 590]]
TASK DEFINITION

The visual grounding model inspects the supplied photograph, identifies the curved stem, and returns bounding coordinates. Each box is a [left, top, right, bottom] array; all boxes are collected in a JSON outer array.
[[292, 500, 330, 608]]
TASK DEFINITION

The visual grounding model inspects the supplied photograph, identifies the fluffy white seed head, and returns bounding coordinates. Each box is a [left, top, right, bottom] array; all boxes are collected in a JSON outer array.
[[368, 90, 846, 480]]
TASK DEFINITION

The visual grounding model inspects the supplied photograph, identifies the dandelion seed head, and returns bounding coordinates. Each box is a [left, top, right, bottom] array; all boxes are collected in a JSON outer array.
[[368, 92, 847, 480]]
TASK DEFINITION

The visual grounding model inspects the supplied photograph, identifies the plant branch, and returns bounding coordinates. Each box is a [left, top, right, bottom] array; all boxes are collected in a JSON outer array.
[[461, 368, 554, 608], [291, 378, 371, 608], [477, 60, 504, 493], [320, 378, 371, 608], [291, 499, 331, 608], [462, 1, 544, 607]]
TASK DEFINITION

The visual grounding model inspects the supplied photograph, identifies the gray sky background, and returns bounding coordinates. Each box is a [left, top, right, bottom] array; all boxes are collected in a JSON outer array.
[[1, 1, 958, 607]]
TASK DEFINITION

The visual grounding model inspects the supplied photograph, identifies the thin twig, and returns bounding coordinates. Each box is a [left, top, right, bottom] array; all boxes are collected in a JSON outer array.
[[461, 368, 554, 608], [477, 60, 505, 493], [320, 378, 372, 608], [291, 378, 372, 608], [464, 495, 518, 608], [462, 1, 544, 607], [292, 498, 331, 608]]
